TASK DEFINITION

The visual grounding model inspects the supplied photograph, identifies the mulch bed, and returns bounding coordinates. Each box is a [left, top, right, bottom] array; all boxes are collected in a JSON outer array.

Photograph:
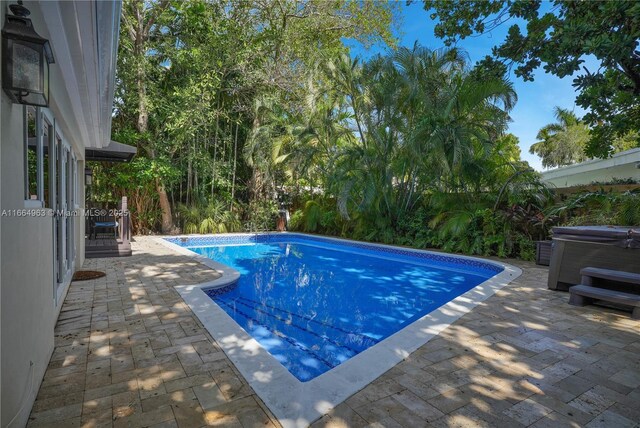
[[72, 270, 106, 281]]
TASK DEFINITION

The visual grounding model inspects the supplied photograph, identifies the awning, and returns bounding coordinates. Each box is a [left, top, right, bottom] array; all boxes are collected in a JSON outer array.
[[85, 140, 137, 162]]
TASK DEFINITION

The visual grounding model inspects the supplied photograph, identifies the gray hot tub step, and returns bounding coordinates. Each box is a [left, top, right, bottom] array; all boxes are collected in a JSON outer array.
[[569, 284, 640, 319], [580, 267, 640, 285]]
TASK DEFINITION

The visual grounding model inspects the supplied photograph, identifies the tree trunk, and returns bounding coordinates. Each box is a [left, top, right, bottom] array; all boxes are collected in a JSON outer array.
[[248, 114, 264, 201], [212, 100, 222, 195], [156, 178, 174, 233], [194, 137, 199, 202], [130, 0, 175, 234], [187, 157, 192, 206], [231, 120, 239, 209]]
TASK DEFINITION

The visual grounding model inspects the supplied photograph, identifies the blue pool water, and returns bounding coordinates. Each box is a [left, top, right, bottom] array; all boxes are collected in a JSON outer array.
[[174, 235, 502, 382]]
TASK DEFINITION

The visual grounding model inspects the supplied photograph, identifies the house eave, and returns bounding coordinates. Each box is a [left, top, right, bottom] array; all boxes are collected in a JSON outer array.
[[25, 0, 121, 152]]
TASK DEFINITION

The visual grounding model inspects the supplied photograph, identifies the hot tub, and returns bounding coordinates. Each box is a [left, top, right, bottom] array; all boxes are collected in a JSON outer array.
[[548, 226, 640, 290]]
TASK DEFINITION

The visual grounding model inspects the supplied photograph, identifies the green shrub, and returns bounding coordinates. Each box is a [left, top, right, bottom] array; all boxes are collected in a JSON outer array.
[[549, 190, 640, 227], [288, 209, 304, 231], [245, 200, 279, 231]]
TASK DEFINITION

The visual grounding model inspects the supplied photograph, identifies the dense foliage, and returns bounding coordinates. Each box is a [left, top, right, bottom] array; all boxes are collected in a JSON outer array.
[[280, 44, 555, 261], [91, 0, 639, 262], [97, 0, 398, 233], [549, 190, 640, 227], [529, 107, 590, 168], [529, 107, 638, 168], [421, 0, 640, 158]]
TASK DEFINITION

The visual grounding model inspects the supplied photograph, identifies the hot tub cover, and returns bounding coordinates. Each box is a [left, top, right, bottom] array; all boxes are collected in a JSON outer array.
[[552, 226, 640, 249]]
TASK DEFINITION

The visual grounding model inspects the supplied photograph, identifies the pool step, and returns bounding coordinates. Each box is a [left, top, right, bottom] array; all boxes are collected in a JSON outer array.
[[224, 297, 372, 353], [216, 296, 366, 367], [231, 296, 378, 351]]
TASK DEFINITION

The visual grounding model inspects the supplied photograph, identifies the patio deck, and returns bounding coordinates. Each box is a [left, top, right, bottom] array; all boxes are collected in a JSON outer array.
[[85, 196, 133, 259], [85, 237, 133, 258], [28, 237, 640, 428]]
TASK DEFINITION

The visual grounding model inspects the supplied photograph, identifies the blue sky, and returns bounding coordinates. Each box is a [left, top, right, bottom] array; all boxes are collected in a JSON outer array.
[[346, 2, 593, 171]]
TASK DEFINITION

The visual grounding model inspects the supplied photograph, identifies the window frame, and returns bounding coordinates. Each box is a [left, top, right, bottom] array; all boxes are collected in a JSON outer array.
[[23, 106, 58, 209], [41, 109, 56, 210], [24, 105, 43, 208], [23, 106, 59, 210]]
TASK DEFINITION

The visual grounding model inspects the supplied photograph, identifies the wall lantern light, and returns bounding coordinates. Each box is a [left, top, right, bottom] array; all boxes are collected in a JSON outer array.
[[84, 167, 93, 186], [2, 1, 55, 107]]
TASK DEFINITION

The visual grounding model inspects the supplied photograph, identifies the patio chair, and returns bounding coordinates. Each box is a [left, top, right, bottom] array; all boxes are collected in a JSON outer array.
[[90, 214, 119, 239]]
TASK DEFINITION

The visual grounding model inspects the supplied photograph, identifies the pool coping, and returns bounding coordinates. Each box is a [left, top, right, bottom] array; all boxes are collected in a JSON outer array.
[[157, 233, 523, 428]]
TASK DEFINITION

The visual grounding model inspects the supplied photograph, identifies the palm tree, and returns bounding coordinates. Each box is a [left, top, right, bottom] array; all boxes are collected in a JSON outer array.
[[529, 107, 590, 168], [327, 43, 517, 233], [243, 96, 299, 200]]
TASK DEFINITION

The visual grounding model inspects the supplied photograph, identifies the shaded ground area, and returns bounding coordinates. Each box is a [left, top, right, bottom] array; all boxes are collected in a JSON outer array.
[[29, 237, 640, 427]]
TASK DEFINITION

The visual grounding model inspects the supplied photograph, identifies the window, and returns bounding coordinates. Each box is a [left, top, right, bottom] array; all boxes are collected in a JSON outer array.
[[72, 157, 78, 208], [23, 106, 56, 208], [24, 106, 38, 201], [43, 115, 53, 208]]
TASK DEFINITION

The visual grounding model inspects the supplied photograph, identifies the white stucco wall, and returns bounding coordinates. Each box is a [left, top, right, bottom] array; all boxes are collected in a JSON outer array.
[[543, 163, 640, 188], [0, 6, 86, 426], [541, 149, 640, 188], [1, 0, 118, 425], [1, 94, 57, 428]]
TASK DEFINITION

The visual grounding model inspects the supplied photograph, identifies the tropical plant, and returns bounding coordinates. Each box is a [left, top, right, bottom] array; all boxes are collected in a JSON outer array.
[[328, 44, 516, 229], [529, 107, 590, 168], [422, 0, 640, 157], [97, 1, 602, 262], [244, 200, 279, 232], [111, 0, 398, 235], [548, 190, 640, 227]]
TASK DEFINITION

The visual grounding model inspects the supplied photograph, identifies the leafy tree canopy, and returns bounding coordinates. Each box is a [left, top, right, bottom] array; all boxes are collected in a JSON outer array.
[[109, 0, 399, 232], [529, 107, 589, 168], [492, 133, 521, 164], [421, 0, 640, 158], [529, 106, 639, 168]]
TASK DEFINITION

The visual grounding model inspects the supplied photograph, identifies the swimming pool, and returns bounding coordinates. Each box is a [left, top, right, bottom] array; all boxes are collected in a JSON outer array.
[[162, 233, 520, 427]]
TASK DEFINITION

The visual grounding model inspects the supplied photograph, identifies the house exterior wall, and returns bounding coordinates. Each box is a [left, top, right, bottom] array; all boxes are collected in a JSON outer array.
[[0, 3, 92, 425], [1, 0, 119, 423], [541, 148, 640, 188], [543, 163, 640, 188], [0, 94, 58, 428]]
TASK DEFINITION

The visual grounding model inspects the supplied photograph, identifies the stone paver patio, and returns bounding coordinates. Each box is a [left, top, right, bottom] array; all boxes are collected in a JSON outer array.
[[28, 236, 640, 428]]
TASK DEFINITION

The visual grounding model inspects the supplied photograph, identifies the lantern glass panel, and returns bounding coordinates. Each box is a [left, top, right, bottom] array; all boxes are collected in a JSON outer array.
[[12, 40, 41, 92], [43, 56, 49, 99]]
